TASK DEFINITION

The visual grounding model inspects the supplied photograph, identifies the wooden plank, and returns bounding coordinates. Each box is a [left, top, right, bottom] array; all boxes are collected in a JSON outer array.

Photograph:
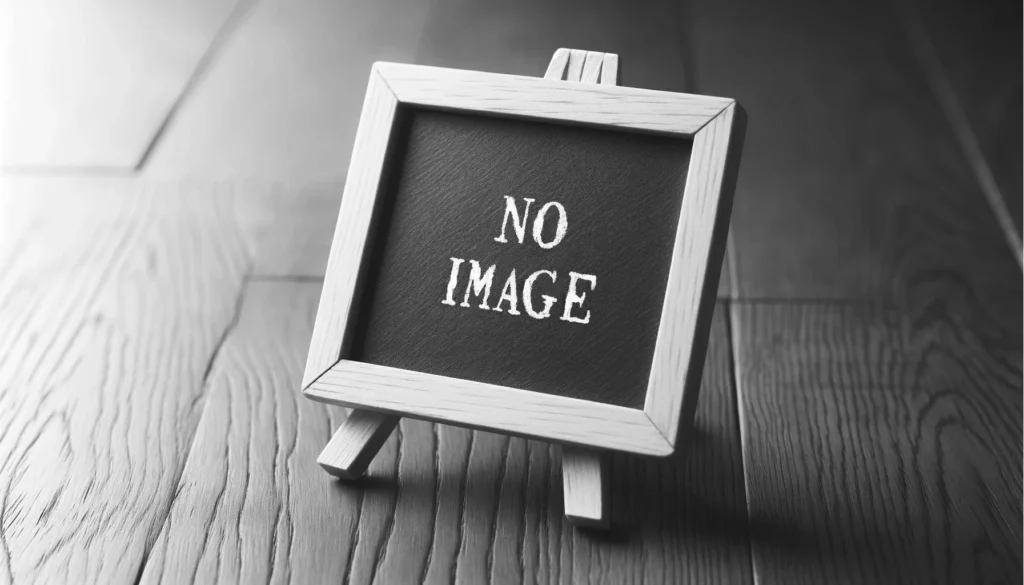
[[0, 0, 238, 168], [142, 286, 751, 583], [143, 0, 431, 179], [137, 282, 361, 583], [412, 0, 732, 298], [689, 0, 1021, 304], [0, 178, 250, 583], [905, 0, 1022, 252], [733, 302, 1022, 584]]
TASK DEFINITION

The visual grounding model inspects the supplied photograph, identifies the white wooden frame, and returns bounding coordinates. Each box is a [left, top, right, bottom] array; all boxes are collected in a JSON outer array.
[[303, 61, 743, 457]]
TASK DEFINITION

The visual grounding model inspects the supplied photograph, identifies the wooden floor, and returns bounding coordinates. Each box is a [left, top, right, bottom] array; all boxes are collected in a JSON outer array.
[[1, 0, 1020, 583]]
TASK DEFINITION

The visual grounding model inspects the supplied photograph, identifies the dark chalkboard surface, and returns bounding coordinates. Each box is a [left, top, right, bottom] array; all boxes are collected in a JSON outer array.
[[349, 108, 692, 409]]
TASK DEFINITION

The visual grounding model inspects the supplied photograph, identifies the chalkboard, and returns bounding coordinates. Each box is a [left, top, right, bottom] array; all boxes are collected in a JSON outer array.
[[350, 109, 693, 409], [302, 62, 743, 457]]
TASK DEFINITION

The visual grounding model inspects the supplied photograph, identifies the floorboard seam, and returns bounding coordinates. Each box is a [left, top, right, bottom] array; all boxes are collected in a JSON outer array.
[[0, 166, 137, 177], [723, 300, 759, 585], [133, 0, 263, 172], [247, 274, 326, 283], [897, 0, 1023, 266], [730, 298, 895, 307], [726, 227, 740, 301]]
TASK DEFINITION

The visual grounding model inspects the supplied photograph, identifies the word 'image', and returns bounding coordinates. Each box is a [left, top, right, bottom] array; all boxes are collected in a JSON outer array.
[[441, 196, 597, 325]]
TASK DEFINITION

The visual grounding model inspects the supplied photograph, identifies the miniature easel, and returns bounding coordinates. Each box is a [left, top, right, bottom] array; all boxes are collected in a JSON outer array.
[[317, 48, 618, 529]]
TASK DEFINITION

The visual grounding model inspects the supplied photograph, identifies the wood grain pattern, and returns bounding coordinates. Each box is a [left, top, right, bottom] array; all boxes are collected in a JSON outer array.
[[142, 284, 752, 583], [303, 69, 398, 389], [689, 0, 1021, 308], [138, 282, 360, 584], [733, 302, 1022, 584], [378, 62, 731, 136], [294, 62, 423, 481], [645, 104, 744, 444], [307, 361, 672, 456], [0, 178, 250, 583]]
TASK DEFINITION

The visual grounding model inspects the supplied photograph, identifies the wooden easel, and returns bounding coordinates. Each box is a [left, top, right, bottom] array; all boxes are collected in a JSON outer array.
[[317, 48, 619, 529]]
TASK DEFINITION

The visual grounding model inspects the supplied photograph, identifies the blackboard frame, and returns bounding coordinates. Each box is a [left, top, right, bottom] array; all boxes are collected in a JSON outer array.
[[302, 62, 745, 457]]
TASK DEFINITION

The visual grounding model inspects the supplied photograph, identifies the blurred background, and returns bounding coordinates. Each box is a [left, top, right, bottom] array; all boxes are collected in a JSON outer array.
[[2, 0, 1020, 292], [0, 0, 1020, 583]]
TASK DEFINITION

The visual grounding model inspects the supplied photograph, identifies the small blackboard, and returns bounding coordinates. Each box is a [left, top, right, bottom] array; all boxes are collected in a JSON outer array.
[[303, 62, 744, 457], [351, 109, 692, 409]]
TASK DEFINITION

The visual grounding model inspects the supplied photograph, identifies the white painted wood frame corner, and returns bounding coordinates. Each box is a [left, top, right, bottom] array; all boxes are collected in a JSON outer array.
[[303, 58, 743, 458]]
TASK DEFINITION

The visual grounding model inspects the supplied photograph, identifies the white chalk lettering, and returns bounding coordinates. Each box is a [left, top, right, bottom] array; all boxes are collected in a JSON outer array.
[[441, 257, 464, 306], [442, 198, 596, 324], [532, 201, 568, 249], [494, 196, 535, 244], [460, 260, 496, 309], [561, 272, 596, 324], [492, 269, 521, 315], [523, 269, 558, 319]]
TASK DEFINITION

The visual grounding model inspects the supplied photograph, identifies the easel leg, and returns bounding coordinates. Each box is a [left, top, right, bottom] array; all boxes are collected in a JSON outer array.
[[318, 409, 400, 479], [561, 447, 610, 529]]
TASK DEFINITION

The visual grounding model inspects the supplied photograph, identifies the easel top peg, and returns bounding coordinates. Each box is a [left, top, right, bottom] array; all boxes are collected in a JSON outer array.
[[545, 48, 618, 85]]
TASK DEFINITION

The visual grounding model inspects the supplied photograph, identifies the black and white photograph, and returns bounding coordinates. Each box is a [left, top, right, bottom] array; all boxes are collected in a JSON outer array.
[[0, 0, 1020, 583]]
